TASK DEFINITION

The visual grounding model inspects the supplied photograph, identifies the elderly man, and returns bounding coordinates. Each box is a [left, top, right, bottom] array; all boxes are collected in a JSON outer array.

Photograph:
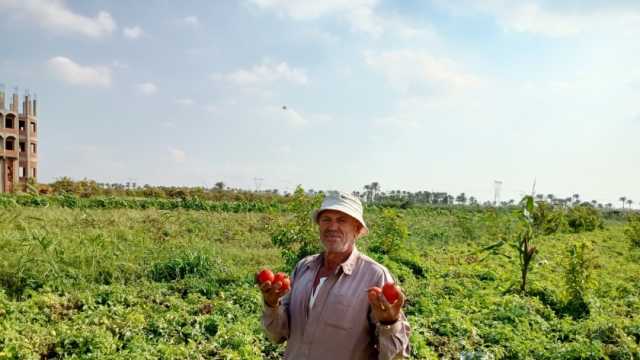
[[258, 191, 411, 359]]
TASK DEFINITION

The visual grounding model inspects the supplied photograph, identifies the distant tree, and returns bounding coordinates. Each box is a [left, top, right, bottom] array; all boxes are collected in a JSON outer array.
[[620, 196, 627, 210], [455, 192, 467, 205], [605, 203, 612, 209], [535, 194, 544, 201], [214, 181, 225, 191], [446, 194, 454, 205], [546, 194, 555, 203], [627, 199, 633, 209], [572, 193, 580, 204], [469, 196, 478, 205]]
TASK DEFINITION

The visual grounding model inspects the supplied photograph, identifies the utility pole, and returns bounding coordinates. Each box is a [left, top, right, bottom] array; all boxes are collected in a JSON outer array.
[[494, 180, 503, 206], [253, 177, 264, 192]]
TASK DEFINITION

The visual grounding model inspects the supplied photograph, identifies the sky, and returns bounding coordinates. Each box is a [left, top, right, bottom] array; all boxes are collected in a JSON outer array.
[[0, 0, 638, 206]]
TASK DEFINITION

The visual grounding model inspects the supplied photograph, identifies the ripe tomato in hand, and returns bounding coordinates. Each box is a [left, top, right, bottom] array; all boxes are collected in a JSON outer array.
[[280, 277, 291, 291], [382, 283, 400, 304], [273, 272, 290, 291], [257, 268, 274, 284]]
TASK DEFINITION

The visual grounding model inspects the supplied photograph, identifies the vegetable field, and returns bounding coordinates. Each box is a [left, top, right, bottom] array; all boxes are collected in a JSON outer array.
[[1, 194, 639, 359]]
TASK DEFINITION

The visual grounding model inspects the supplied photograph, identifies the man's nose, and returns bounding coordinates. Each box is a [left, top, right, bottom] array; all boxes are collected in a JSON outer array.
[[327, 220, 339, 229]]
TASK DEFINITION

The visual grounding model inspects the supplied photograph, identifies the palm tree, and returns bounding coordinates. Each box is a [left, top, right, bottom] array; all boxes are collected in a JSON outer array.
[[620, 196, 627, 210], [370, 182, 380, 201], [456, 192, 467, 205], [627, 199, 633, 209]]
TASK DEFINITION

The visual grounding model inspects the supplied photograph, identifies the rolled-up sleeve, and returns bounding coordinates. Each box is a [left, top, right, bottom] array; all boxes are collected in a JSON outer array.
[[261, 296, 290, 343], [261, 265, 299, 344], [374, 268, 411, 359], [376, 315, 411, 359]]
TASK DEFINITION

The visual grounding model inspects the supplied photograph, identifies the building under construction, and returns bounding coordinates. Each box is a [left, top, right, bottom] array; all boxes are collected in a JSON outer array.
[[0, 88, 38, 192]]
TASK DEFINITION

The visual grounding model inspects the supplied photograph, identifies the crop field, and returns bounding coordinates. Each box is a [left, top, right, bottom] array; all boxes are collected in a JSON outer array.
[[1, 194, 639, 359]]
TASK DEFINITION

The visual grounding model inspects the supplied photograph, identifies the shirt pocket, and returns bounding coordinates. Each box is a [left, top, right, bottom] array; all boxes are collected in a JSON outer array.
[[323, 295, 354, 330]]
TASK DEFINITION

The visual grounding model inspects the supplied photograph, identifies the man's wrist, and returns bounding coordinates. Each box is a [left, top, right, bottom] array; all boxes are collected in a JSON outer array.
[[378, 319, 398, 326]]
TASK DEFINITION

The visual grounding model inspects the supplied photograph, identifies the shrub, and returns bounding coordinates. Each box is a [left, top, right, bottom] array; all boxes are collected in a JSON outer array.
[[531, 201, 568, 234], [566, 205, 603, 233], [269, 187, 322, 270], [368, 208, 409, 256], [563, 240, 596, 319], [624, 214, 640, 248]]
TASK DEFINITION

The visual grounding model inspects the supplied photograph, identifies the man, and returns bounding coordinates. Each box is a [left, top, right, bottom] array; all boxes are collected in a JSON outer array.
[[258, 191, 411, 359]]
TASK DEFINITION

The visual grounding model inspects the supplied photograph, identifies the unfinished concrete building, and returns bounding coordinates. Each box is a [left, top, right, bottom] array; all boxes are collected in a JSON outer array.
[[0, 88, 38, 192]]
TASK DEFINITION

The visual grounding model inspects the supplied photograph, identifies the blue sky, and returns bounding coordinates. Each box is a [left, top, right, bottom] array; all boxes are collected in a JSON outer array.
[[1, 0, 638, 205]]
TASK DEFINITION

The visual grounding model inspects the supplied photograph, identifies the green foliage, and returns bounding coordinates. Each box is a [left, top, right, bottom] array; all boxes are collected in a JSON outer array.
[[624, 213, 640, 248], [514, 195, 538, 295], [0, 198, 638, 359], [566, 205, 604, 233], [269, 186, 323, 270], [149, 252, 215, 282], [563, 240, 596, 319], [531, 200, 568, 234], [368, 208, 409, 256]]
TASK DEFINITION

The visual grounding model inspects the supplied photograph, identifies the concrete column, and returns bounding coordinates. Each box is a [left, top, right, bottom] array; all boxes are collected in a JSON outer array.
[[12, 158, 18, 191], [0, 91, 5, 109], [0, 158, 4, 193], [11, 94, 18, 113]]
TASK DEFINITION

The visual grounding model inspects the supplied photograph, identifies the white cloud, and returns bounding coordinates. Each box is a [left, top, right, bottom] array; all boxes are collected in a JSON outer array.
[[136, 82, 158, 95], [212, 60, 308, 86], [175, 98, 195, 106], [168, 147, 186, 163], [364, 50, 480, 94], [182, 16, 200, 26], [251, 0, 383, 35], [47, 56, 112, 87], [435, 0, 640, 38], [123, 25, 143, 39], [0, 0, 116, 38]]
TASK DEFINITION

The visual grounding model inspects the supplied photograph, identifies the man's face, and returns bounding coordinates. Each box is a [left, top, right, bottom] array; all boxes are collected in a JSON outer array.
[[318, 210, 362, 253]]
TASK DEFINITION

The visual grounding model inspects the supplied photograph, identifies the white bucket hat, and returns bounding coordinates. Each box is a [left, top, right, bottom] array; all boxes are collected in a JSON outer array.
[[312, 191, 369, 236]]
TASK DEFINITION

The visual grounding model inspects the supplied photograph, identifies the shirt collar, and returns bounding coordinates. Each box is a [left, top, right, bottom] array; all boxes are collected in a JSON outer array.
[[307, 246, 360, 276]]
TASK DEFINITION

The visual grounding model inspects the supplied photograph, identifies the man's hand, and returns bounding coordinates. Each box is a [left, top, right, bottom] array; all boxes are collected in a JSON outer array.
[[367, 286, 405, 324], [256, 271, 290, 308]]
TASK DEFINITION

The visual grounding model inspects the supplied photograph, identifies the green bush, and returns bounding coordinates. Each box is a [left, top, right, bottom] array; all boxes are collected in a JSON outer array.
[[269, 187, 322, 270], [368, 208, 409, 256], [566, 205, 603, 233], [624, 213, 640, 248], [563, 240, 596, 319]]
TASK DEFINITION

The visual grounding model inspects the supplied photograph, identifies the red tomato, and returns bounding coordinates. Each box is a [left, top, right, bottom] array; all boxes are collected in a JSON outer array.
[[273, 272, 290, 291], [280, 277, 291, 291], [273, 272, 287, 283], [382, 283, 400, 304], [257, 269, 274, 284]]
